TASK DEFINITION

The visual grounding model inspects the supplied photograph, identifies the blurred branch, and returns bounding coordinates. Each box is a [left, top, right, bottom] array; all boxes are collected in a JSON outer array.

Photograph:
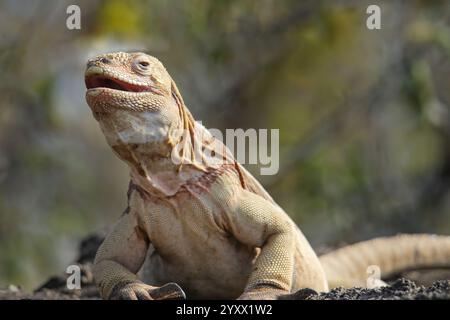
[[206, 1, 322, 120], [263, 54, 407, 189]]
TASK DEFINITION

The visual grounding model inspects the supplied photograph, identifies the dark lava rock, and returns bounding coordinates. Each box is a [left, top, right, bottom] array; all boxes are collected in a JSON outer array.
[[307, 278, 450, 300]]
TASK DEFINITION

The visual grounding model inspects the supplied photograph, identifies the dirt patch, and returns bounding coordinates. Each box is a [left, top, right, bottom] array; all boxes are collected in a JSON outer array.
[[294, 278, 450, 300]]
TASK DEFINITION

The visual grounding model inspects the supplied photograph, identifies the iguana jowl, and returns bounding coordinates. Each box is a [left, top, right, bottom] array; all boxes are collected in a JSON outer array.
[[85, 52, 450, 300]]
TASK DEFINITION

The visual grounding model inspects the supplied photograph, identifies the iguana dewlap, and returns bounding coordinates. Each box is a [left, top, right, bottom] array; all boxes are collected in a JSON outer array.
[[85, 52, 450, 300]]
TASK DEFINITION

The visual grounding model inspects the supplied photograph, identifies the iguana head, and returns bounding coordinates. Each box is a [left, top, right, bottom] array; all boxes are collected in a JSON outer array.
[[85, 52, 174, 112], [85, 52, 204, 194], [85, 52, 196, 156]]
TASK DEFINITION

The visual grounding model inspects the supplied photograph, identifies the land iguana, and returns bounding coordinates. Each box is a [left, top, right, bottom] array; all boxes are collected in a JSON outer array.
[[84, 52, 450, 300]]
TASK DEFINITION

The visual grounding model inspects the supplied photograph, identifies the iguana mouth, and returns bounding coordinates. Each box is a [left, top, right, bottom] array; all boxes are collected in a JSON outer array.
[[85, 66, 156, 93], [85, 75, 154, 93]]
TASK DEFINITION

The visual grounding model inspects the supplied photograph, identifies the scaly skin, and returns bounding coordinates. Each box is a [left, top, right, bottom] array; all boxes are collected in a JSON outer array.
[[85, 52, 450, 300]]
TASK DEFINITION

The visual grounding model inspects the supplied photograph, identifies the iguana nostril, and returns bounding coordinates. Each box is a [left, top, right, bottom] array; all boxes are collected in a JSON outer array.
[[101, 57, 111, 64]]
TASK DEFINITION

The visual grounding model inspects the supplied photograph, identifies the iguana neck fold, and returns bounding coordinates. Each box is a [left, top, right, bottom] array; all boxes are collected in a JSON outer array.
[[84, 52, 213, 197]]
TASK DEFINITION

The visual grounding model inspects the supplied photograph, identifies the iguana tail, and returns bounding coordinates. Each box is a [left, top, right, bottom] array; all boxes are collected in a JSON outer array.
[[319, 234, 450, 288]]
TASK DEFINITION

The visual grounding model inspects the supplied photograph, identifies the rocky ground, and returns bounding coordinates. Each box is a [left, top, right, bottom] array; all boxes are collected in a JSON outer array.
[[1, 234, 450, 300]]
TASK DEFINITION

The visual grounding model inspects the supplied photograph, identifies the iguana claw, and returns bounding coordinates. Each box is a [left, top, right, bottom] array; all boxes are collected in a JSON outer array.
[[148, 282, 186, 300], [111, 281, 186, 300]]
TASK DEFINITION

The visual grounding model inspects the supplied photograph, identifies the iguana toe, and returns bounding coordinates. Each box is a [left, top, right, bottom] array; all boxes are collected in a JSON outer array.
[[148, 282, 186, 300]]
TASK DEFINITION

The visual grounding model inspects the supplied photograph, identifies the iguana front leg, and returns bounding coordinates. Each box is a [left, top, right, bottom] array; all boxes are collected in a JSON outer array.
[[218, 187, 297, 300], [93, 208, 185, 300]]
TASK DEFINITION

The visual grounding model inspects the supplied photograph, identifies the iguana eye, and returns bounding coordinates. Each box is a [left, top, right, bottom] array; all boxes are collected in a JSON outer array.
[[133, 58, 151, 74]]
